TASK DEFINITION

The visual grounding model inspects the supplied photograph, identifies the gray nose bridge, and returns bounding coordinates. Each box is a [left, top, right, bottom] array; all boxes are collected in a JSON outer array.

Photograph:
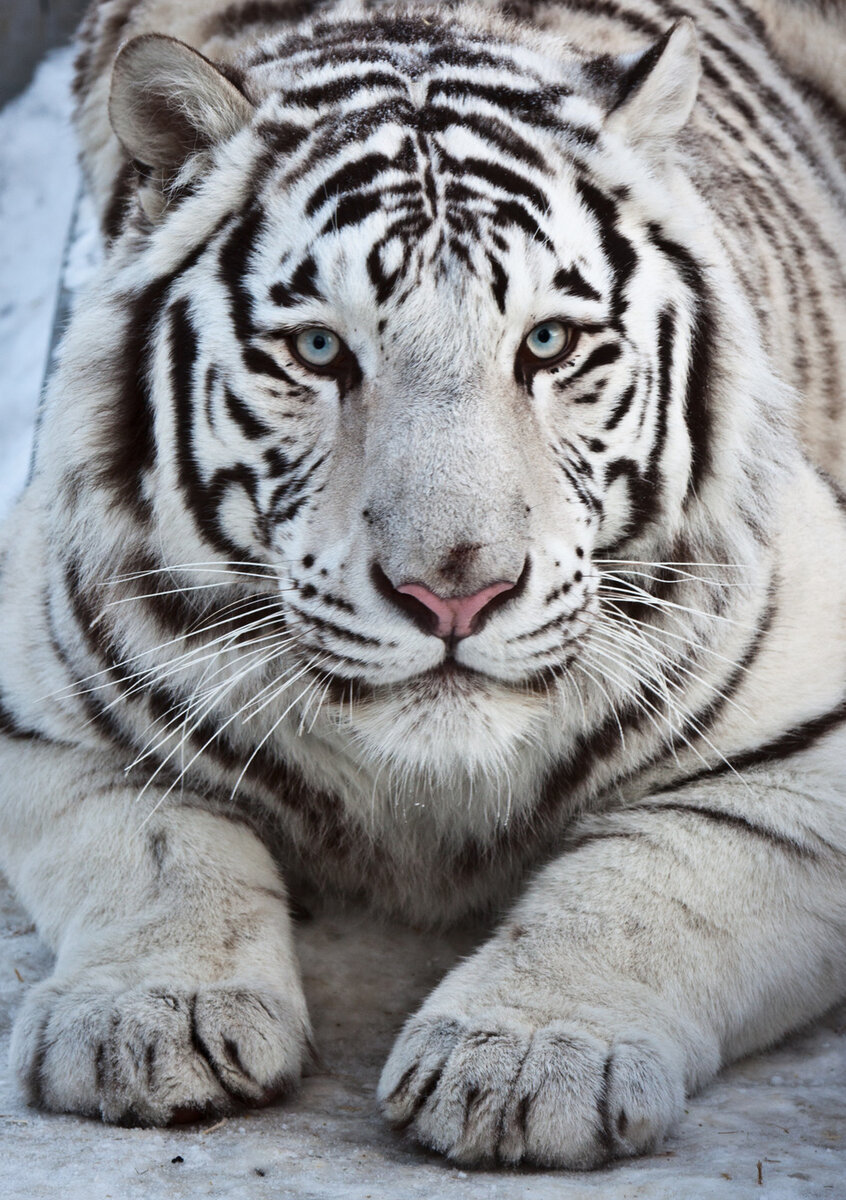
[[366, 391, 527, 591]]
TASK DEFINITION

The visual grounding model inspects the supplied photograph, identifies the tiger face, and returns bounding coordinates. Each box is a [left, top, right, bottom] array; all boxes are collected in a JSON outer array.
[[99, 11, 751, 777]]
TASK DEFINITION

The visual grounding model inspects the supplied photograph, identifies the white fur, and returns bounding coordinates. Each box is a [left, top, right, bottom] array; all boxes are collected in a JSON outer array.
[[1, 0, 845, 1168]]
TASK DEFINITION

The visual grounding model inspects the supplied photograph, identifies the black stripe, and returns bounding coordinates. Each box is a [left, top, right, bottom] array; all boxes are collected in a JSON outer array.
[[488, 252, 508, 312], [598, 313, 672, 548], [113, 549, 246, 640], [169, 298, 261, 563], [557, 457, 601, 514], [46, 584, 134, 749], [485, 198, 554, 251], [729, 696, 846, 772], [622, 582, 778, 793], [211, 0, 324, 36], [568, 342, 622, 385], [100, 223, 227, 514], [253, 118, 310, 160], [600, 458, 652, 549], [218, 204, 263, 345], [554, 265, 602, 303], [661, 687, 846, 793], [219, 210, 323, 388], [792, 72, 846, 168], [0, 688, 42, 742], [422, 106, 547, 171], [263, 445, 316, 480], [224, 384, 272, 439], [816, 466, 846, 519], [288, 605, 381, 647], [444, 153, 549, 217], [151, 687, 355, 858], [367, 241, 399, 304], [426, 77, 572, 120], [551, 0, 661, 39], [564, 827, 644, 852], [603, 381, 637, 431], [242, 346, 302, 387], [321, 189, 383, 233], [699, 23, 845, 201], [647, 307, 675, 484], [568, 443, 595, 480], [575, 179, 637, 325], [62, 560, 140, 702], [287, 254, 322, 300], [426, 44, 513, 71], [265, 453, 326, 527], [103, 161, 135, 243], [647, 228, 714, 500], [149, 830, 167, 872], [636, 801, 819, 860], [282, 70, 402, 109], [305, 152, 393, 216], [671, 582, 778, 750]]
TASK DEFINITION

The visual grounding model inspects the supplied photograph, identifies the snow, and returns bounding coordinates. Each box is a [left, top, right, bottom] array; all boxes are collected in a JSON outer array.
[[1, 49, 845, 1200], [0, 50, 80, 519]]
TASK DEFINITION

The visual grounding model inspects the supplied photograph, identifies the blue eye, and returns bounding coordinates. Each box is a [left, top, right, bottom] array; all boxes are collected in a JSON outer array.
[[294, 327, 341, 368], [524, 320, 572, 362]]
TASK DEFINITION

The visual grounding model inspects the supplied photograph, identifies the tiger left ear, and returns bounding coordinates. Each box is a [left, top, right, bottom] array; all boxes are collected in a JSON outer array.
[[603, 19, 700, 145], [109, 34, 254, 218]]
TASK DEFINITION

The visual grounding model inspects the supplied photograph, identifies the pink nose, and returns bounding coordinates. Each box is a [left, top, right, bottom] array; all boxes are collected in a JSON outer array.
[[395, 581, 517, 639]]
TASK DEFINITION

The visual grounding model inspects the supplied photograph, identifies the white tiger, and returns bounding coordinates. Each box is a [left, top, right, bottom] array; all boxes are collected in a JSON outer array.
[[0, 0, 845, 1169]]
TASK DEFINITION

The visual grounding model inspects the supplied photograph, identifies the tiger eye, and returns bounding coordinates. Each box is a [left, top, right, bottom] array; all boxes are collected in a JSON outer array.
[[294, 327, 342, 368], [521, 320, 578, 366]]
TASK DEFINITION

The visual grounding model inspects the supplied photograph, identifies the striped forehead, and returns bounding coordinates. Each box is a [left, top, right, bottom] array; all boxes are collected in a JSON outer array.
[[309, 123, 551, 280], [254, 88, 607, 316]]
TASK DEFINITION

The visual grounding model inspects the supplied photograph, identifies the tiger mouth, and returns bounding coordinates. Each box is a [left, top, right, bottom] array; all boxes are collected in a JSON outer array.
[[314, 655, 559, 713], [344, 658, 487, 697], [426, 659, 478, 677], [420, 660, 484, 685]]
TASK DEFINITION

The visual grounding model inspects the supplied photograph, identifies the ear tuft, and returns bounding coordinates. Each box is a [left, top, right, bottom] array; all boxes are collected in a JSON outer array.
[[604, 19, 700, 146], [109, 34, 254, 173]]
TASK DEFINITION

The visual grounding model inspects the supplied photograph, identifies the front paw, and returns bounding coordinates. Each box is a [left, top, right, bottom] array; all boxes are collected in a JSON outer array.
[[11, 977, 310, 1125], [378, 1010, 684, 1168]]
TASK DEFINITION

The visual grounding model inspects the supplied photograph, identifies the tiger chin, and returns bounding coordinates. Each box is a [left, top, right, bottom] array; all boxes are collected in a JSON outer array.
[[2, 0, 846, 1173]]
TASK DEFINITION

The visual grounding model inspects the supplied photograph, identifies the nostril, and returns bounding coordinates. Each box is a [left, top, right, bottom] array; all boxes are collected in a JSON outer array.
[[371, 561, 529, 640], [396, 581, 515, 639], [370, 563, 442, 636]]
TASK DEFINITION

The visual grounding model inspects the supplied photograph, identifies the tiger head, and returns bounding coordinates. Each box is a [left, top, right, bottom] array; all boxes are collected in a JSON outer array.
[[69, 4, 780, 782]]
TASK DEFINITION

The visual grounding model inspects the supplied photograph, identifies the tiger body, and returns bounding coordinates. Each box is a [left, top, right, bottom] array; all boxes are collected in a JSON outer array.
[[1, 0, 846, 1167]]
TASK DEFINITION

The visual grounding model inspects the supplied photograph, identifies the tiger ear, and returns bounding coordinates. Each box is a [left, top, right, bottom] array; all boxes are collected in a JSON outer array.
[[109, 34, 253, 208], [603, 19, 700, 146]]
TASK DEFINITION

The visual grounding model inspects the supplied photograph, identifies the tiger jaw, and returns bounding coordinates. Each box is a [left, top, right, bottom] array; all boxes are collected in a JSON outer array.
[[286, 586, 600, 777], [337, 661, 556, 779]]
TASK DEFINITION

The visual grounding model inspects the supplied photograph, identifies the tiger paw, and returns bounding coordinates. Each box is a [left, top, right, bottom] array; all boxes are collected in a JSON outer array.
[[11, 976, 309, 1125], [378, 1010, 685, 1168]]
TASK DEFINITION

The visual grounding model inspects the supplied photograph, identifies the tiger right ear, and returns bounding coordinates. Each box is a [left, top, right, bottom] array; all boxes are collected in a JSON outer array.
[[603, 19, 700, 146], [109, 34, 254, 210]]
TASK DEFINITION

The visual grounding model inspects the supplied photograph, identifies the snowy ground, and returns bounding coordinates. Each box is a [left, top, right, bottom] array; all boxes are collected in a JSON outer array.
[[1, 49, 845, 1200]]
